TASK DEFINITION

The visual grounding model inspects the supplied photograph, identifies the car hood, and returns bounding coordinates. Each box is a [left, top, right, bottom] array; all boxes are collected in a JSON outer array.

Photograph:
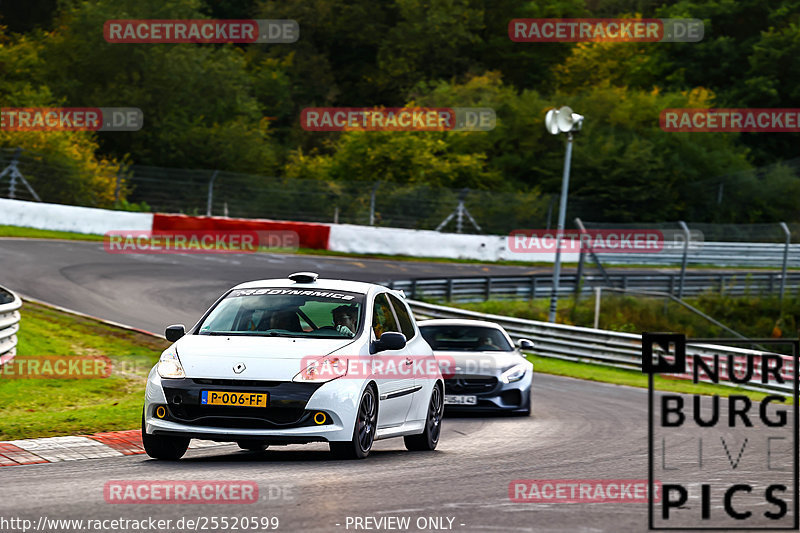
[[433, 350, 526, 377], [173, 335, 357, 380]]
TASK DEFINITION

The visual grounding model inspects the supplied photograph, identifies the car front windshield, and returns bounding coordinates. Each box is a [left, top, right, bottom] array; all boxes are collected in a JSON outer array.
[[197, 288, 364, 338], [420, 325, 513, 352]]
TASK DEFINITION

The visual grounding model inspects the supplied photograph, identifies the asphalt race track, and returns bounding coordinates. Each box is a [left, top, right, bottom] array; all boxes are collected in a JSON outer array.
[[4, 375, 656, 532], [1, 238, 794, 532]]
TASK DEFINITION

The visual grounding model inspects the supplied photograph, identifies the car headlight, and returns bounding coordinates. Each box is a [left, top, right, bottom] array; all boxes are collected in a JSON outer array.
[[500, 363, 527, 384], [293, 356, 348, 383], [157, 347, 185, 379]]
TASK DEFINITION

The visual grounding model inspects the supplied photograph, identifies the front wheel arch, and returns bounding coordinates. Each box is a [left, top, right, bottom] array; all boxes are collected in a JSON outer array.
[[330, 382, 379, 459]]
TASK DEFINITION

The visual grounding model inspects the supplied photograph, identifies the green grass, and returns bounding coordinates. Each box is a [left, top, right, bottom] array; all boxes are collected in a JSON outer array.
[[0, 302, 168, 440], [525, 354, 780, 402], [0, 225, 104, 241]]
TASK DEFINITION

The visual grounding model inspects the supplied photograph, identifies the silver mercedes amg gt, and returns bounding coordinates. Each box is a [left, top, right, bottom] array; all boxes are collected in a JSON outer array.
[[419, 319, 533, 415]]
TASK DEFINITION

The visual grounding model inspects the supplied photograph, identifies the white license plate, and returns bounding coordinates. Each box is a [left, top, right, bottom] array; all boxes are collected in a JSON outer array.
[[444, 395, 477, 405]]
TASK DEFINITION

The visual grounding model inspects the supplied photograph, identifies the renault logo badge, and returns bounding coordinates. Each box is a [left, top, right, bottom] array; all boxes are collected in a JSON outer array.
[[233, 362, 246, 374]]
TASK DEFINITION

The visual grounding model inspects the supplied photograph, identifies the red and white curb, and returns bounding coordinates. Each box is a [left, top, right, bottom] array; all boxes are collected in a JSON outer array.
[[0, 430, 227, 466]]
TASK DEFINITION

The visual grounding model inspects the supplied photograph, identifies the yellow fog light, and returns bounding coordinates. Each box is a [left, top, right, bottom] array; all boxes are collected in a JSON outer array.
[[314, 412, 327, 425], [155, 405, 166, 419]]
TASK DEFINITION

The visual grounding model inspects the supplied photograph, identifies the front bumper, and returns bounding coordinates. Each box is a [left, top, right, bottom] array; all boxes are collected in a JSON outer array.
[[144, 369, 361, 442], [442, 372, 532, 413]]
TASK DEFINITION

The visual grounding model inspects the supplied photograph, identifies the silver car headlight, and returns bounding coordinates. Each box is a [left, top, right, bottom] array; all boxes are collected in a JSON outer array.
[[157, 347, 185, 379], [500, 363, 527, 384]]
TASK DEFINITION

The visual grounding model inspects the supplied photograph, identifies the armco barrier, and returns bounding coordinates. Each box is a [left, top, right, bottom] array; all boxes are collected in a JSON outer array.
[[407, 299, 795, 394], [152, 213, 331, 250], [388, 271, 800, 302], [329, 224, 800, 266], [0, 286, 21, 363], [597, 241, 800, 268]]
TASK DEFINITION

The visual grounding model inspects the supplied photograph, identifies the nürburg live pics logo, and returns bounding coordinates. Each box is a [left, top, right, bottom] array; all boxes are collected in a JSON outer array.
[[644, 332, 799, 530]]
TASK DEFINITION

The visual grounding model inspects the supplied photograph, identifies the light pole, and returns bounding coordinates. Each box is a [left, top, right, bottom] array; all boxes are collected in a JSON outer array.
[[545, 107, 583, 323]]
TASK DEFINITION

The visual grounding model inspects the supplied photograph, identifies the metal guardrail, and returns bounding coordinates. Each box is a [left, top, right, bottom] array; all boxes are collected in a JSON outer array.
[[408, 299, 795, 394], [387, 271, 800, 303], [597, 242, 800, 268], [578, 219, 798, 269], [0, 286, 21, 363]]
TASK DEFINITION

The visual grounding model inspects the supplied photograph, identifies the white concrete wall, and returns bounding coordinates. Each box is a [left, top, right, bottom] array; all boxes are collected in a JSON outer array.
[[0, 198, 153, 235], [328, 223, 578, 262], [0, 198, 583, 263]]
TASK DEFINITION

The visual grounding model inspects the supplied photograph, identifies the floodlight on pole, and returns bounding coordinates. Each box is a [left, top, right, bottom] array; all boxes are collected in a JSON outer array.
[[545, 106, 583, 323]]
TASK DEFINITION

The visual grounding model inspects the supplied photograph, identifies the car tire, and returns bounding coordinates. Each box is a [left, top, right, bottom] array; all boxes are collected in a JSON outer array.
[[141, 412, 189, 460], [404, 384, 443, 451], [237, 441, 269, 451], [330, 385, 377, 459]]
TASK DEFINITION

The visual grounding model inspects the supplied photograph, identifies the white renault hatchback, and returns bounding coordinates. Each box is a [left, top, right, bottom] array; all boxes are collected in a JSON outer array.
[[143, 272, 443, 460]]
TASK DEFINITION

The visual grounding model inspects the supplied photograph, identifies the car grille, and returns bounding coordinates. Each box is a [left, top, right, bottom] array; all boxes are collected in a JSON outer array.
[[166, 404, 311, 429], [160, 378, 324, 430], [444, 377, 498, 393], [191, 378, 283, 387]]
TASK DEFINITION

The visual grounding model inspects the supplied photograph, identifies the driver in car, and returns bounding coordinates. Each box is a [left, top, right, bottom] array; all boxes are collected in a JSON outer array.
[[476, 334, 497, 351], [332, 305, 358, 337]]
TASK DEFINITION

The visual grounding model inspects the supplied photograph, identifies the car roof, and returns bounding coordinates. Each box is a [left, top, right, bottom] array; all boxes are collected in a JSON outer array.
[[232, 277, 387, 296], [417, 319, 506, 330]]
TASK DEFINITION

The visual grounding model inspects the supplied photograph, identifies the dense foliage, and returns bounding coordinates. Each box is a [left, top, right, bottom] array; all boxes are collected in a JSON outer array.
[[1, 0, 798, 222]]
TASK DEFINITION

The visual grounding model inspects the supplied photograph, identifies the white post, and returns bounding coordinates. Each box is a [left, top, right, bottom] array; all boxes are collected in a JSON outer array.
[[593, 286, 602, 329], [779, 222, 790, 308]]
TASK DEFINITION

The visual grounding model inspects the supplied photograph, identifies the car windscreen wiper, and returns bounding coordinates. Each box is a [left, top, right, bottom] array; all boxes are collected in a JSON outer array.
[[199, 330, 313, 338], [199, 331, 287, 336]]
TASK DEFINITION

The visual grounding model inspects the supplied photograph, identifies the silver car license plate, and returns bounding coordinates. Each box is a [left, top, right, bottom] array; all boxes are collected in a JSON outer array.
[[444, 395, 477, 405]]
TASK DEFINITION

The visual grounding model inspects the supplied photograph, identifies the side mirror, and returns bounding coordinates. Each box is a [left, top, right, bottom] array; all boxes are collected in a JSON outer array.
[[517, 338, 534, 351], [165, 324, 186, 342], [374, 332, 407, 352]]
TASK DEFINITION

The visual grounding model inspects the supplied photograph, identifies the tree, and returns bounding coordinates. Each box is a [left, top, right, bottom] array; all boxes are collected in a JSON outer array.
[[0, 26, 122, 207], [0, 0, 58, 33], [555, 85, 751, 222], [286, 130, 502, 189], [39, 0, 280, 172]]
